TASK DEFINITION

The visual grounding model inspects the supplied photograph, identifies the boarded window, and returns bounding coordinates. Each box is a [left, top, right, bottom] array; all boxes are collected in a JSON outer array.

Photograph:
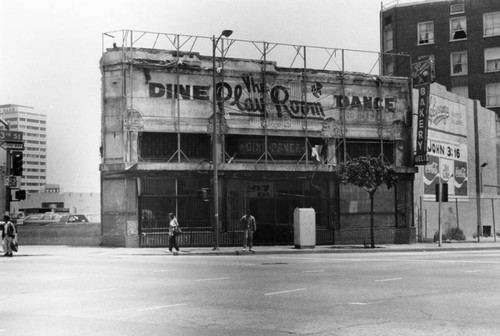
[[139, 132, 210, 162], [338, 139, 394, 164]]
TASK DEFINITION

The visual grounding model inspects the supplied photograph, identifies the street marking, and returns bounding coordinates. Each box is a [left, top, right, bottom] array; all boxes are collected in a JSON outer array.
[[137, 303, 186, 312], [42, 275, 77, 281], [465, 270, 484, 273], [78, 288, 117, 294], [265, 288, 306, 296], [373, 264, 395, 268], [270, 255, 500, 265], [349, 302, 374, 305], [153, 270, 168, 273], [302, 270, 325, 273], [195, 277, 230, 282], [375, 277, 403, 283]]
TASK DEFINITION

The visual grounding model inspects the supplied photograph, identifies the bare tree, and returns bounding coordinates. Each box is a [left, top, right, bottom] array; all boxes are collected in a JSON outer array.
[[337, 157, 399, 248]]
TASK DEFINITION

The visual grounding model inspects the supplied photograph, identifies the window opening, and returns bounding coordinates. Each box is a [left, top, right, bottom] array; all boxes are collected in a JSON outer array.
[[485, 47, 500, 72], [418, 21, 434, 45], [486, 83, 500, 107], [384, 29, 393, 52], [451, 51, 467, 75], [337, 139, 394, 164], [450, 17, 467, 40], [484, 12, 500, 37]]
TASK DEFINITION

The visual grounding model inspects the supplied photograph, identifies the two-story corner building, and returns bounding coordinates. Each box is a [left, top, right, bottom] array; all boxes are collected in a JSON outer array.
[[100, 31, 416, 248], [380, 0, 500, 116]]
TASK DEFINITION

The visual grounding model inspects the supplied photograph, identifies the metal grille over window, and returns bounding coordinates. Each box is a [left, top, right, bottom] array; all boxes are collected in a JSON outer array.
[[450, 4, 465, 15]]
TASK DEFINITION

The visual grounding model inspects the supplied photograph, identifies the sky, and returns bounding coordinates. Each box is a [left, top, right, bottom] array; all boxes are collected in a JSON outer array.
[[0, 0, 413, 193]]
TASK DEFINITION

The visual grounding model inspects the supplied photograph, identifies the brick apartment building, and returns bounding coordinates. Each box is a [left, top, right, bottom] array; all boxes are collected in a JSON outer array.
[[381, 0, 500, 115]]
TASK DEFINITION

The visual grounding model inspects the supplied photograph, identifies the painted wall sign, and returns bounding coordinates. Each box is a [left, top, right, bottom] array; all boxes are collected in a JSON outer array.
[[130, 68, 409, 133], [428, 94, 467, 136], [147, 77, 399, 120], [247, 182, 273, 198], [423, 138, 468, 197], [414, 84, 430, 165], [234, 137, 306, 159], [426, 138, 467, 161]]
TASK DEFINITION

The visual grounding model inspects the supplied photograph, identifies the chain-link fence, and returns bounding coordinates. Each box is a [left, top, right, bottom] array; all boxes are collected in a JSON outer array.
[[417, 197, 499, 242]]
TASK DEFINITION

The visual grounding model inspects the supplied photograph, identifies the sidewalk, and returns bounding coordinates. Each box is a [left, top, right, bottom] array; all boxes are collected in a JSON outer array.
[[174, 240, 500, 256], [11, 239, 500, 257]]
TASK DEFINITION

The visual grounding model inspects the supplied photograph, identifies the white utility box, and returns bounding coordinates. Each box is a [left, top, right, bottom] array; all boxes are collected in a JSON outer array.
[[293, 207, 316, 249]]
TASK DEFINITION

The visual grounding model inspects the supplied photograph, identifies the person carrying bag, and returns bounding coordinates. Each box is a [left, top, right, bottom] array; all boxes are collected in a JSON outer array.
[[168, 213, 180, 255]]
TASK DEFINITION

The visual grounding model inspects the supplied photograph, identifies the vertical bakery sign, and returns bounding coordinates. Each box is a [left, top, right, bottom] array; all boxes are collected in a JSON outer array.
[[414, 85, 430, 165], [423, 138, 468, 197]]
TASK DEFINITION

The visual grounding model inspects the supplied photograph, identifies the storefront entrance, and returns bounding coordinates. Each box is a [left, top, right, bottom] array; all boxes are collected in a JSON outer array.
[[138, 175, 336, 247]]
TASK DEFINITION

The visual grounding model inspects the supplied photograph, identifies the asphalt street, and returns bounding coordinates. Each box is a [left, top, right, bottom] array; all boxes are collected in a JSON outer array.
[[1, 247, 500, 336]]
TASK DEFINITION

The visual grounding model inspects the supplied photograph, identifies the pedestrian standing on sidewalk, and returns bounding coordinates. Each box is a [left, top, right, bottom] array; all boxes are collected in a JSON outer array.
[[168, 213, 180, 255], [0, 219, 5, 254], [3, 215, 15, 257], [241, 209, 256, 252]]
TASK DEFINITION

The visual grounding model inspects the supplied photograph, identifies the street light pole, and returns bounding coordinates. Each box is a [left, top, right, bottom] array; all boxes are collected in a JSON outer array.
[[1, 119, 10, 216], [212, 30, 233, 251]]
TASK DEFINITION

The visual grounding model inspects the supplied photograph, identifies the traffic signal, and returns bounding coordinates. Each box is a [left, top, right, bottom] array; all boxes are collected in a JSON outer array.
[[15, 190, 26, 200], [11, 151, 23, 176]]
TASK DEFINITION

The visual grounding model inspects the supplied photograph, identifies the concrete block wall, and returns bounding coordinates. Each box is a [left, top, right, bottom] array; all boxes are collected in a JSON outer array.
[[335, 227, 417, 245], [17, 223, 102, 246]]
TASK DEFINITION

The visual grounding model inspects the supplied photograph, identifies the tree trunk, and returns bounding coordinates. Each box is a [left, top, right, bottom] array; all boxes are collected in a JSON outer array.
[[370, 192, 375, 248]]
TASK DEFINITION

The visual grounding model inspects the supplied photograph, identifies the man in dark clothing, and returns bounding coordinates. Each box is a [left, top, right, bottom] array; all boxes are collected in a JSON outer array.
[[241, 209, 256, 252], [3, 215, 15, 257]]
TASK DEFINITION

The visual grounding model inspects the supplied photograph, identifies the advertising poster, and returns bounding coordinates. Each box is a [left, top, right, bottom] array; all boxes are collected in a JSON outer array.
[[423, 138, 468, 198]]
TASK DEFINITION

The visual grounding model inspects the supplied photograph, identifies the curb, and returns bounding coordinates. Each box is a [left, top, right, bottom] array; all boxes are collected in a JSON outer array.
[[171, 244, 500, 256]]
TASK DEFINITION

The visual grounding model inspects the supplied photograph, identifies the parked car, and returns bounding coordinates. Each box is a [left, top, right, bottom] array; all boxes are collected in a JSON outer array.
[[54, 214, 91, 224], [85, 214, 100, 223], [23, 213, 62, 226]]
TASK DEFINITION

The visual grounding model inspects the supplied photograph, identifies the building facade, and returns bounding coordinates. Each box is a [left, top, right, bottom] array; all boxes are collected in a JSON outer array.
[[413, 83, 499, 240], [100, 31, 416, 248], [381, 0, 500, 115], [0, 104, 47, 193]]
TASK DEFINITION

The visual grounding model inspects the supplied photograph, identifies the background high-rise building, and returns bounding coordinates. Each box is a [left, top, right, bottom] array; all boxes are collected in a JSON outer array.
[[0, 104, 47, 193], [381, 0, 500, 116]]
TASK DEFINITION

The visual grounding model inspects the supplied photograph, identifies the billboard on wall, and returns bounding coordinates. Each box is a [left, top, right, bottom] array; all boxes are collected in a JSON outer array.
[[421, 90, 468, 198], [423, 139, 468, 197]]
